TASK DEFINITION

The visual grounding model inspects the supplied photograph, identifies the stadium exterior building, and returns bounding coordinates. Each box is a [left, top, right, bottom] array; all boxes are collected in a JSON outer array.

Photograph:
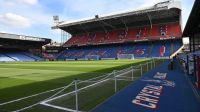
[[54, 0, 183, 61]]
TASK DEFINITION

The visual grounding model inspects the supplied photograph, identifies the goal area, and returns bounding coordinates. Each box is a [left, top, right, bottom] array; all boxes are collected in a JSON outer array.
[[117, 54, 135, 60], [85, 55, 100, 60]]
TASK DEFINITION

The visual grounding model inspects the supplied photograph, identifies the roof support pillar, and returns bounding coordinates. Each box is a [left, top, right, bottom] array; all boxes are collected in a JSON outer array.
[[119, 18, 128, 31], [193, 35, 196, 52], [96, 19, 108, 33], [189, 36, 192, 53], [147, 13, 153, 29], [79, 24, 89, 34], [100, 20, 116, 29]]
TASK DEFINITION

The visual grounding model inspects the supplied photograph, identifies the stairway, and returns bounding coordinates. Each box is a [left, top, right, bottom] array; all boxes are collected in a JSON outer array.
[[3, 53, 17, 61], [171, 42, 174, 55], [22, 52, 37, 61], [148, 43, 153, 58]]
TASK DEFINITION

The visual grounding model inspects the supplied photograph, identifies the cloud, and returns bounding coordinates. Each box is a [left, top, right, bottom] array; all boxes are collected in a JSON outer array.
[[2, 0, 38, 6], [0, 30, 7, 33], [20, 0, 38, 5], [0, 13, 31, 28], [139, 0, 162, 7], [60, 0, 164, 20]]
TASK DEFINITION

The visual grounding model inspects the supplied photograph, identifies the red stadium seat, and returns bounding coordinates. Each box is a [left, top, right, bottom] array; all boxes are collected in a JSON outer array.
[[126, 28, 137, 41], [173, 22, 182, 37], [93, 32, 105, 44], [63, 22, 182, 47]]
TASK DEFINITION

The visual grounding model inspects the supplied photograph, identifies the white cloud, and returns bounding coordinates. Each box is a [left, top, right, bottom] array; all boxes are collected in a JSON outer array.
[[0, 13, 31, 28], [0, 30, 7, 33], [2, 0, 38, 6], [20, 0, 38, 5], [19, 0, 38, 5], [60, 0, 164, 20]]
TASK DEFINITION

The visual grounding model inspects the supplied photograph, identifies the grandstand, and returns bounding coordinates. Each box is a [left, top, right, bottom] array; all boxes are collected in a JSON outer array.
[[0, 33, 51, 62], [54, 0, 183, 61], [57, 40, 182, 60]]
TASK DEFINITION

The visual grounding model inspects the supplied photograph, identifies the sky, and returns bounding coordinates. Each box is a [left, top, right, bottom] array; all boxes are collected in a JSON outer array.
[[0, 0, 195, 42]]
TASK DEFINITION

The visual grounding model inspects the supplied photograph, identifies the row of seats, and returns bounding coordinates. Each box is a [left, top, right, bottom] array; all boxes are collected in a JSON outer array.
[[0, 52, 43, 62], [0, 54, 15, 62], [58, 40, 183, 60], [23, 52, 43, 61], [64, 22, 182, 47]]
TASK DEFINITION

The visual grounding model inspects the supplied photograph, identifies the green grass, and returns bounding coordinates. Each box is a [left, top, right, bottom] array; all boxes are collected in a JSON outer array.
[[0, 59, 163, 112]]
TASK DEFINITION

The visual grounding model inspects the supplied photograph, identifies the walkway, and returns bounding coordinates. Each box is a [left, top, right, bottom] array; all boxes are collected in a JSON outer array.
[[92, 60, 200, 112]]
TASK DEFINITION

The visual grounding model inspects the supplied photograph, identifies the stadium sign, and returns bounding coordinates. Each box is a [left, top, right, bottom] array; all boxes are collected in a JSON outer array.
[[134, 39, 149, 42], [132, 72, 175, 109], [19, 35, 46, 42], [159, 37, 176, 40], [46, 50, 59, 53], [0, 33, 47, 42], [132, 84, 163, 109]]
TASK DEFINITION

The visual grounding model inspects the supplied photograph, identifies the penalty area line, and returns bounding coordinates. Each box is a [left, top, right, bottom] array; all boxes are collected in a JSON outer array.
[[40, 102, 84, 112]]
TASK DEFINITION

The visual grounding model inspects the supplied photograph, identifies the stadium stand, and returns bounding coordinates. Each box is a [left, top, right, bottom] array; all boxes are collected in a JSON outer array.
[[23, 52, 43, 61], [54, 0, 183, 61], [0, 52, 44, 62], [5, 52, 36, 61], [133, 42, 149, 58], [0, 53, 15, 62], [0, 33, 51, 62], [63, 22, 182, 47], [42, 52, 59, 60], [57, 13, 182, 60], [57, 40, 183, 60]]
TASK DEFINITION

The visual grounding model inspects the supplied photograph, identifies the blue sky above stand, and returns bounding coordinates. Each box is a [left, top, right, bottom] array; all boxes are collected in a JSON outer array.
[[0, 0, 195, 42]]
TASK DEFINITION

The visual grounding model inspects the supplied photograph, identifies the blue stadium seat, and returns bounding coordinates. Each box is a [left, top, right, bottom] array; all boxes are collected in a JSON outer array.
[[0, 53, 15, 62], [5, 52, 36, 61], [23, 52, 43, 61], [57, 40, 183, 60]]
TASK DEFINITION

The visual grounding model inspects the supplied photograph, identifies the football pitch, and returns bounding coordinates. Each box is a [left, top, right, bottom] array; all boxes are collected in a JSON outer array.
[[0, 59, 162, 112]]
